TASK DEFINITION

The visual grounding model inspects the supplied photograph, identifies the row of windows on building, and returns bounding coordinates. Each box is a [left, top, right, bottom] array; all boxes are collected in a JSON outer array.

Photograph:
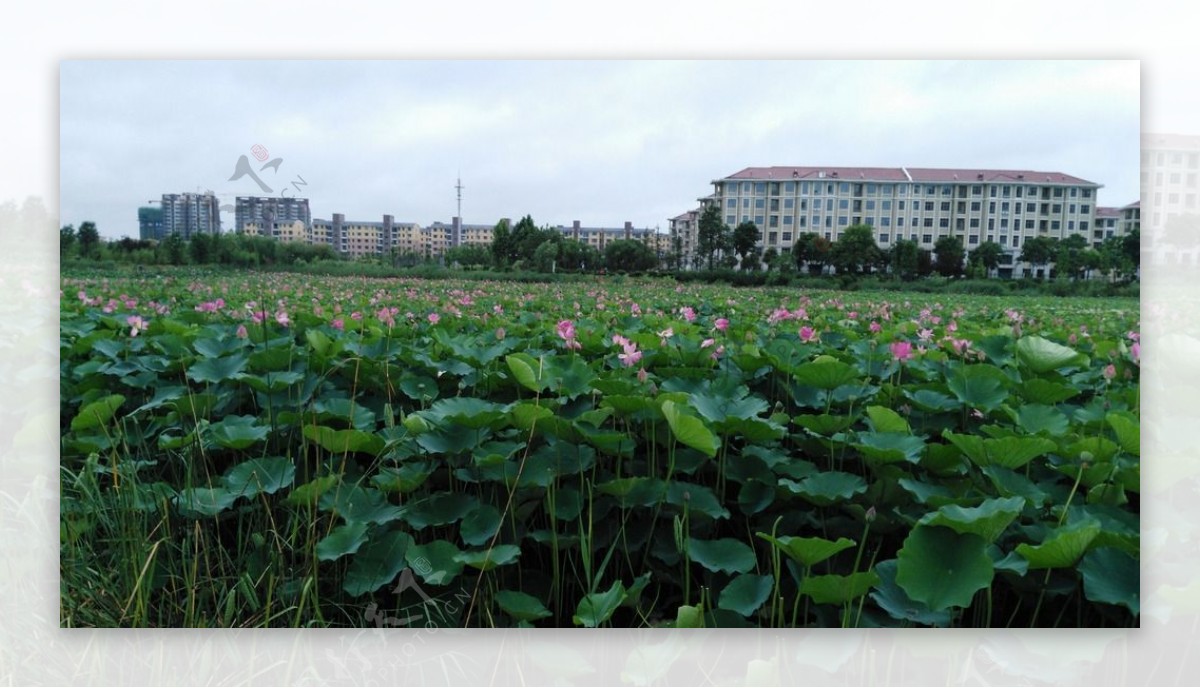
[[724, 197, 1093, 215], [725, 213, 1094, 233]]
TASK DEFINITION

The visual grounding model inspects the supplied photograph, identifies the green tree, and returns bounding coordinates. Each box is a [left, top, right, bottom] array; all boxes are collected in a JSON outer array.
[[807, 235, 833, 275], [761, 247, 778, 272], [970, 240, 1004, 278], [604, 239, 658, 273], [732, 221, 760, 269], [933, 235, 965, 277], [490, 218, 514, 267], [510, 215, 549, 264], [190, 232, 211, 264], [558, 239, 600, 272], [917, 248, 934, 277], [832, 224, 879, 275], [162, 232, 186, 266], [532, 241, 559, 273], [1121, 228, 1140, 278], [889, 238, 920, 281], [77, 221, 100, 259], [60, 224, 76, 257], [697, 204, 729, 270], [794, 232, 835, 274], [1081, 248, 1104, 281], [1054, 234, 1089, 280], [445, 243, 493, 268], [1018, 235, 1057, 278]]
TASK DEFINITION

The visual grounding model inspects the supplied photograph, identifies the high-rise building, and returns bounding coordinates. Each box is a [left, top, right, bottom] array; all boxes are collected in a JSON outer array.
[[137, 206, 164, 241], [683, 166, 1103, 278], [234, 196, 312, 235], [161, 192, 221, 239]]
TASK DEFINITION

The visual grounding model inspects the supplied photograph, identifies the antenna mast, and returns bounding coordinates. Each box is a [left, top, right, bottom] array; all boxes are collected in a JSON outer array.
[[455, 175, 464, 222]]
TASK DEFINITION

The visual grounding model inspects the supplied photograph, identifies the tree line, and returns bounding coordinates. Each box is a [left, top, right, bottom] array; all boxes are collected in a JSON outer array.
[[60, 223, 337, 267], [59, 215, 666, 275]]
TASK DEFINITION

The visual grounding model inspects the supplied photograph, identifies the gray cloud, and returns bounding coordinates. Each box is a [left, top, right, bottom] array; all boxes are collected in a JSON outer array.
[[59, 60, 1139, 239]]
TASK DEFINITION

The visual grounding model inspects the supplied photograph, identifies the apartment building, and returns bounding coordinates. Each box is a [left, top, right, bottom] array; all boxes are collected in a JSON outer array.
[[1095, 207, 1121, 247], [240, 220, 310, 244], [161, 192, 221, 239], [1141, 133, 1198, 266], [1121, 200, 1141, 235], [137, 206, 164, 241], [310, 214, 423, 259], [680, 166, 1103, 276], [669, 209, 699, 268], [234, 196, 312, 235]]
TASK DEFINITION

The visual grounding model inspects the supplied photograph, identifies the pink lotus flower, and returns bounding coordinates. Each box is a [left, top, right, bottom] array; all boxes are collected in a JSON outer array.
[[767, 308, 791, 325], [236, 324, 249, 339], [1130, 342, 1140, 364], [711, 345, 725, 361], [428, 313, 440, 325], [657, 327, 674, 346], [275, 310, 290, 327], [1103, 364, 1117, 380], [496, 327, 506, 341], [890, 340, 913, 362], [557, 320, 576, 341], [619, 349, 643, 367], [701, 338, 716, 349], [126, 315, 147, 337], [799, 326, 818, 343], [557, 320, 582, 350], [681, 306, 696, 322], [714, 318, 729, 332], [917, 328, 934, 342], [332, 318, 344, 331], [869, 321, 882, 334], [637, 367, 648, 383]]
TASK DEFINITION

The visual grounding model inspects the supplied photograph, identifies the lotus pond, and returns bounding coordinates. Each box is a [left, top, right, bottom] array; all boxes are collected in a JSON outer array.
[[59, 269, 1140, 628]]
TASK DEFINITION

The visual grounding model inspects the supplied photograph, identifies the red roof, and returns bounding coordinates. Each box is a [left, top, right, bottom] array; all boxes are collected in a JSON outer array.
[[720, 166, 1098, 186], [1121, 200, 1141, 210]]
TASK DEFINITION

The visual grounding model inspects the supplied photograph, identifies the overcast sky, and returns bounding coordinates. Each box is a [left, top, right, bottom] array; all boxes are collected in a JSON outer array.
[[59, 60, 1139, 240]]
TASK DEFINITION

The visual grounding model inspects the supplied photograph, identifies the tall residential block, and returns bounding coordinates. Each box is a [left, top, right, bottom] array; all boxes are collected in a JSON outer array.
[[234, 196, 312, 236], [137, 206, 164, 241], [161, 192, 221, 239]]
